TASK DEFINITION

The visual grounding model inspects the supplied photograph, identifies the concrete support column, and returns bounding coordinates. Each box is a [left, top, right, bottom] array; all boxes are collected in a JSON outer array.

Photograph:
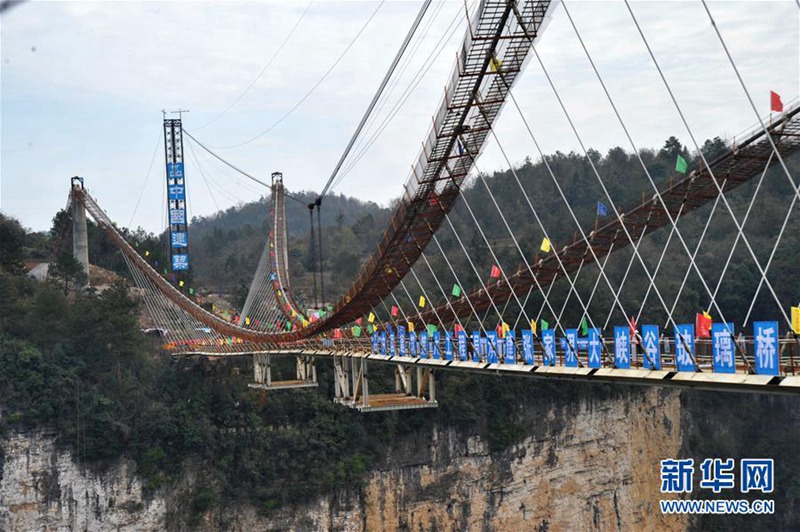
[[71, 178, 90, 287]]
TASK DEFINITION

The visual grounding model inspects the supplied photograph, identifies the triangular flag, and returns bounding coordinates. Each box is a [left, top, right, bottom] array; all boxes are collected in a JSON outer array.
[[189, 288, 195, 295], [179, 280, 184, 287], [302, 318, 308, 327], [418, 295, 426, 308], [145, 250, 150, 257], [791, 306, 800, 334], [353, 325, 362, 338], [408, 321, 415, 332], [245, 316, 251, 325], [771, 90, 784, 113], [541, 319, 549, 331], [490, 265, 501, 278], [596, 201, 607, 217], [579, 316, 589, 336], [675, 154, 688, 174], [134, 241, 139, 248], [629, 315, 637, 337], [451, 284, 462, 297], [356, 317, 363, 326], [531, 319, 537, 334], [426, 324, 437, 336], [502, 322, 510, 337], [391, 305, 399, 317], [368, 312, 375, 323], [540, 238, 551, 253]]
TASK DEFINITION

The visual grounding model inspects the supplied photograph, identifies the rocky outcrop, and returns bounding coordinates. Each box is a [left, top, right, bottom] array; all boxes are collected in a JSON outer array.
[[1, 388, 686, 531], [0, 431, 165, 531]]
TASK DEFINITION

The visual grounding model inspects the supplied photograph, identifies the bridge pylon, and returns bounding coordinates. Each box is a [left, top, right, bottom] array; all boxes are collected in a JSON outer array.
[[70, 177, 90, 287]]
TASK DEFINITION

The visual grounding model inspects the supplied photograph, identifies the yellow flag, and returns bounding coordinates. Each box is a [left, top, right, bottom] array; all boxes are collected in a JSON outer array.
[[792, 306, 800, 334], [408, 321, 415, 332], [245, 316, 251, 325], [179, 280, 184, 287], [489, 57, 503, 73], [145, 250, 150, 256], [302, 318, 308, 327], [368, 312, 375, 323], [703, 310, 712, 320], [540, 238, 551, 253], [419, 295, 426, 308], [502, 322, 510, 335], [291, 309, 296, 317], [531, 319, 537, 334]]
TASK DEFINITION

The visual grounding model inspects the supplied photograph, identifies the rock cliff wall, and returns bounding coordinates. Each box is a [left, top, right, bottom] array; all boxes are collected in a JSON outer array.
[[1, 387, 686, 531]]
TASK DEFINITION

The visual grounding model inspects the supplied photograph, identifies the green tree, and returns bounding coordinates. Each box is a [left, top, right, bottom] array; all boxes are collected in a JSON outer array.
[[49, 251, 88, 294]]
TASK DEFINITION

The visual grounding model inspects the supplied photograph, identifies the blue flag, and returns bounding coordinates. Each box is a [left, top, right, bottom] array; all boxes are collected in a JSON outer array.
[[597, 201, 608, 217]]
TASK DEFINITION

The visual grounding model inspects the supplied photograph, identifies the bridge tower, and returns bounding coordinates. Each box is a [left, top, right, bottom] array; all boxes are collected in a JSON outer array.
[[163, 117, 190, 274], [70, 176, 90, 286]]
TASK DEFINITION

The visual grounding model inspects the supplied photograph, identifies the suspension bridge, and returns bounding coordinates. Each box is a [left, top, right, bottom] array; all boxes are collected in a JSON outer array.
[[65, 0, 800, 409]]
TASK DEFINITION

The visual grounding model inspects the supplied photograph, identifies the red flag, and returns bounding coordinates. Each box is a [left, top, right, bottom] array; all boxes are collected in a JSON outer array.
[[429, 193, 439, 207], [454, 323, 463, 334], [490, 264, 501, 278], [629, 316, 637, 339], [771, 90, 784, 113], [391, 305, 399, 317], [356, 317, 363, 326], [696, 313, 712, 338]]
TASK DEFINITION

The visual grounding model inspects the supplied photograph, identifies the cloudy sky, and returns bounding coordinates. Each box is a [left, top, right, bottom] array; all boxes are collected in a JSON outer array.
[[1, 0, 797, 234]]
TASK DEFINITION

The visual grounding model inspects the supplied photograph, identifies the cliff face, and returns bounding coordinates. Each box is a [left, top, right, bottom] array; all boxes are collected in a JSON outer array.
[[0, 387, 686, 531], [0, 431, 165, 531]]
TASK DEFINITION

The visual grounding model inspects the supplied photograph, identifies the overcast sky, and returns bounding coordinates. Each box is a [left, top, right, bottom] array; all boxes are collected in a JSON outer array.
[[1, 0, 797, 234]]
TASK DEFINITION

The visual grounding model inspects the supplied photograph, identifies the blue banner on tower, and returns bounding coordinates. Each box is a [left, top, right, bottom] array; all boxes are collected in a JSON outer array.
[[389, 330, 396, 357], [565, 328, 579, 368], [711, 322, 735, 373], [588, 328, 602, 368], [614, 326, 630, 369], [172, 254, 188, 271], [541, 329, 556, 366], [479, 335, 488, 361], [641, 325, 661, 370], [430, 331, 439, 359], [167, 162, 184, 181], [168, 184, 185, 200], [419, 332, 428, 358], [171, 232, 188, 248], [379, 332, 387, 355], [372, 333, 379, 354], [409, 331, 418, 357], [522, 330, 534, 365], [674, 324, 695, 372], [753, 321, 779, 375]]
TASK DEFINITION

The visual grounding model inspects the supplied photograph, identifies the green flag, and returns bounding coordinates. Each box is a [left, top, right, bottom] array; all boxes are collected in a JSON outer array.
[[285, 321, 292, 331], [541, 319, 549, 331], [426, 324, 437, 336], [675, 154, 688, 174], [353, 325, 362, 338], [368, 324, 375, 334], [451, 284, 462, 297], [579, 316, 588, 336], [189, 287, 195, 295]]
